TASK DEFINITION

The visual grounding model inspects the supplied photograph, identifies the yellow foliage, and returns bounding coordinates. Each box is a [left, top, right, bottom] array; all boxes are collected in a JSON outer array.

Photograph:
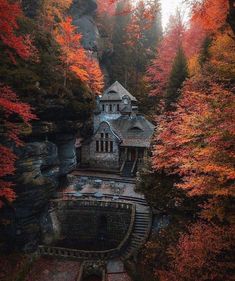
[[210, 32, 235, 79], [188, 55, 200, 76]]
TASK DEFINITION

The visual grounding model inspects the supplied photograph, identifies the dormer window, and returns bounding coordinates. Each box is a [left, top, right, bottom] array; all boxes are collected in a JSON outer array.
[[123, 98, 128, 105], [130, 126, 142, 131], [109, 90, 117, 94]]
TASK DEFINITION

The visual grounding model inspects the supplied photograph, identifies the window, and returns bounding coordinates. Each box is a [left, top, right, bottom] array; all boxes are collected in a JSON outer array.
[[110, 141, 113, 152], [117, 104, 120, 111], [109, 104, 112, 112], [101, 133, 104, 138], [123, 98, 128, 105], [105, 133, 108, 138], [101, 141, 104, 152], [96, 141, 99, 152], [105, 141, 109, 152], [102, 104, 105, 111]]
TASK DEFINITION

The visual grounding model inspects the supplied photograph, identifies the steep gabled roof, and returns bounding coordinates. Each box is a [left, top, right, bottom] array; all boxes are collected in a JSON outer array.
[[100, 81, 137, 102], [109, 115, 155, 148]]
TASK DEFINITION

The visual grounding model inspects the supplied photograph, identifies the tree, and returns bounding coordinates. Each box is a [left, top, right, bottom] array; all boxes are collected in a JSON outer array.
[[152, 75, 235, 196], [55, 17, 104, 93], [142, 2, 235, 280], [0, 0, 36, 60], [39, 0, 72, 31], [165, 45, 188, 108], [55, 17, 87, 86], [0, 0, 36, 208], [146, 12, 185, 98], [0, 85, 36, 208], [156, 222, 234, 281], [107, 0, 131, 86]]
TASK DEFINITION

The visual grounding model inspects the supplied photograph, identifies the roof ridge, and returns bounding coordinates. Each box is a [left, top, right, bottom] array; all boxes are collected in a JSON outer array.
[[100, 81, 137, 102]]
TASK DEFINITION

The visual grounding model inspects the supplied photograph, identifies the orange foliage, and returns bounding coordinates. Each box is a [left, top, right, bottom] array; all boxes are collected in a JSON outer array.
[[40, 0, 72, 30], [55, 17, 104, 93], [125, 0, 160, 47], [0, 0, 37, 208], [152, 76, 235, 196], [96, 0, 117, 15], [156, 222, 234, 281], [0, 85, 36, 208], [146, 13, 185, 96], [85, 56, 104, 94], [190, 0, 229, 32]]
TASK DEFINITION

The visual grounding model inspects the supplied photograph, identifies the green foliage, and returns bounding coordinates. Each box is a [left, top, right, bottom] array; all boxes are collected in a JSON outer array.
[[199, 36, 212, 66], [137, 163, 201, 215], [166, 45, 188, 108], [103, 0, 162, 117], [0, 16, 94, 124]]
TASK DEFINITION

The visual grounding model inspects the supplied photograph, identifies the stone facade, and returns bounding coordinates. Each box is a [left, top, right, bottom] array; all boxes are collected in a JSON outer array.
[[81, 81, 155, 173]]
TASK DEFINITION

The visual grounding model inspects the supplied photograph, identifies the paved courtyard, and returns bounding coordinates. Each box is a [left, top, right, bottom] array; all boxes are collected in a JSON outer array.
[[65, 171, 144, 199]]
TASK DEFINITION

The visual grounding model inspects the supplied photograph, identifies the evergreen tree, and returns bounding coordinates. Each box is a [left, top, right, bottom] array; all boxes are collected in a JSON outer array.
[[199, 36, 212, 66], [166, 45, 188, 108], [107, 0, 131, 86]]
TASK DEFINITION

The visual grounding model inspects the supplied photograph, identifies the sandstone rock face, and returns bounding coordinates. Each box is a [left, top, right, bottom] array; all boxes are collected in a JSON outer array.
[[0, 142, 59, 252], [55, 134, 77, 176], [0, 0, 100, 253]]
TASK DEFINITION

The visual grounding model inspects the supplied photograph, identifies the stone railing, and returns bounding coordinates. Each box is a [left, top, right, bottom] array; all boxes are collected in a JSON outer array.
[[56, 192, 148, 206], [37, 245, 117, 260], [50, 198, 134, 212]]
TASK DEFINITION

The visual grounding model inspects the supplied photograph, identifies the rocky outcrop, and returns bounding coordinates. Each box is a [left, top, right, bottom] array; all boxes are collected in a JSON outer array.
[[70, 0, 99, 51], [0, 0, 100, 253], [0, 141, 58, 252]]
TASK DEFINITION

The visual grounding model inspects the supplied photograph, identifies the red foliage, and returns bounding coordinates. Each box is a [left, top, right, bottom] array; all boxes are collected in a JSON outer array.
[[55, 17, 104, 93], [125, 0, 160, 47], [156, 222, 234, 281], [0, 0, 37, 208], [0, 0, 36, 61], [189, 0, 229, 32], [96, 0, 117, 15], [146, 13, 185, 97], [0, 85, 36, 207], [152, 77, 235, 196]]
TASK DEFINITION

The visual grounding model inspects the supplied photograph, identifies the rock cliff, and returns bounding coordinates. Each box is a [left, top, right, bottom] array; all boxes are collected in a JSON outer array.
[[0, 0, 98, 252]]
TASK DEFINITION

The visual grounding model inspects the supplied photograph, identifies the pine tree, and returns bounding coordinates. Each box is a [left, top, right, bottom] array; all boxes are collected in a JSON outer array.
[[108, 0, 131, 86], [166, 45, 188, 108]]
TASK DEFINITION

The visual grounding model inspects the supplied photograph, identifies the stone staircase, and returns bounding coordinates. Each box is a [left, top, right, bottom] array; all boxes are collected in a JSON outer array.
[[120, 204, 152, 260], [122, 161, 134, 177], [38, 197, 152, 262]]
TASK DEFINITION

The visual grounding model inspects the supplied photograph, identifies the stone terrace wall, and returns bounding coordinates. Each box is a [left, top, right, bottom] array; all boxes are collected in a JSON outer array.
[[47, 200, 134, 251]]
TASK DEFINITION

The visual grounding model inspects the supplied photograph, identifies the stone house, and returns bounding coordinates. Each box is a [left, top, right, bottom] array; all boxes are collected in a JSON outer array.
[[81, 81, 155, 176]]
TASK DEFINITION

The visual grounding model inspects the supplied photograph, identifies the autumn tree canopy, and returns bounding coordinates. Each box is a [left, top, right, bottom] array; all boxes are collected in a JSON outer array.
[[0, 0, 36, 208]]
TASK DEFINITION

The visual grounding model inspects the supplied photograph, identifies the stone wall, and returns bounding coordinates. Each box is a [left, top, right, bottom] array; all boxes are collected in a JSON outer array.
[[82, 122, 120, 169], [46, 200, 133, 251]]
